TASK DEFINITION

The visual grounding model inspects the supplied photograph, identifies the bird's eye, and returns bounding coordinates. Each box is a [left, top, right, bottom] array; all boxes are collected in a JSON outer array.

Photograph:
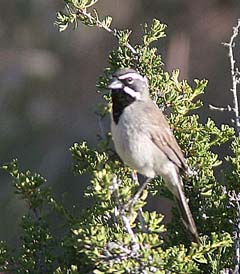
[[126, 77, 134, 84]]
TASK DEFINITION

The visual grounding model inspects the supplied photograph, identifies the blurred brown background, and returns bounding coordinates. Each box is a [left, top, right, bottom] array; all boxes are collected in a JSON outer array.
[[0, 0, 240, 244]]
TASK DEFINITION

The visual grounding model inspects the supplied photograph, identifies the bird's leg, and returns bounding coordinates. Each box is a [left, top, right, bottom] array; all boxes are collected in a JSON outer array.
[[127, 177, 151, 209]]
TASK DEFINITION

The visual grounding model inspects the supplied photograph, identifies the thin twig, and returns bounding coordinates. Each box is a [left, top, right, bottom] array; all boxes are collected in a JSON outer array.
[[75, 8, 137, 55], [223, 19, 240, 135], [209, 104, 233, 112]]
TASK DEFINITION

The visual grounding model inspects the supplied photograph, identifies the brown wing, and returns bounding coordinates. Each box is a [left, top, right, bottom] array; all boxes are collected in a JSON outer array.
[[144, 102, 189, 174]]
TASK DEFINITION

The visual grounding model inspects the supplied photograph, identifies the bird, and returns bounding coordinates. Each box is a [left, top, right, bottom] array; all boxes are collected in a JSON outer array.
[[108, 68, 200, 244]]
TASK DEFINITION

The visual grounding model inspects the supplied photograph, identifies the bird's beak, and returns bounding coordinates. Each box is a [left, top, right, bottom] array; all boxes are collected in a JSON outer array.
[[107, 78, 123, 89]]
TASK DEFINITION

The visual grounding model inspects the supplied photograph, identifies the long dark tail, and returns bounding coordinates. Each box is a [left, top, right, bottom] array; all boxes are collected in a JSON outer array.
[[174, 184, 200, 244]]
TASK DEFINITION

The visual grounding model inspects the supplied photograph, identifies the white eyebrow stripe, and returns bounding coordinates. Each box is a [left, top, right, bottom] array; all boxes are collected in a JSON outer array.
[[123, 86, 141, 100], [118, 72, 144, 81]]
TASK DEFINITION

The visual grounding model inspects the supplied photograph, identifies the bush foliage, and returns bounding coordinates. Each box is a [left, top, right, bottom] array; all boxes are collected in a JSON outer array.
[[0, 1, 240, 273]]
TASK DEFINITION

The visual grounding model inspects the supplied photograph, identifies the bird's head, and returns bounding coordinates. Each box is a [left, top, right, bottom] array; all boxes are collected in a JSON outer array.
[[108, 68, 149, 100]]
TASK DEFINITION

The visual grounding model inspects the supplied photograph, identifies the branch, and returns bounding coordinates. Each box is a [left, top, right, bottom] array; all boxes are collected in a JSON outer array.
[[223, 19, 240, 135], [220, 20, 240, 271], [121, 215, 140, 251], [111, 175, 140, 252], [209, 19, 240, 134]]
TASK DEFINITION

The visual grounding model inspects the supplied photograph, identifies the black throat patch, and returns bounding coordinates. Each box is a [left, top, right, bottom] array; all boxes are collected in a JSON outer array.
[[111, 89, 135, 124]]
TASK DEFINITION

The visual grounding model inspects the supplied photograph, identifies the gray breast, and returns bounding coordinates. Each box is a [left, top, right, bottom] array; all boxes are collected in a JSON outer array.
[[111, 102, 171, 178]]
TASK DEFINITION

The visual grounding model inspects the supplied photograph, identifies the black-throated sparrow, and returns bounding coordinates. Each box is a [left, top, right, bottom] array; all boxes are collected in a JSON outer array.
[[108, 68, 200, 243]]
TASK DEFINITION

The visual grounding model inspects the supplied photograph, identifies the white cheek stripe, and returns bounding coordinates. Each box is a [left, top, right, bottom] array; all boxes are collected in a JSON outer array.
[[123, 86, 141, 100], [118, 72, 144, 81]]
